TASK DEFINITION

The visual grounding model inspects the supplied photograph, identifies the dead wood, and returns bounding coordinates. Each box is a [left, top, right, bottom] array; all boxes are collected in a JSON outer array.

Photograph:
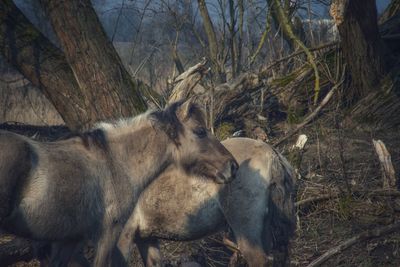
[[306, 221, 400, 267], [373, 139, 397, 189], [167, 59, 209, 104], [212, 73, 262, 124], [287, 134, 308, 174], [167, 63, 265, 127], [273, 80, 342, 147], [296, 189, 400, 213]]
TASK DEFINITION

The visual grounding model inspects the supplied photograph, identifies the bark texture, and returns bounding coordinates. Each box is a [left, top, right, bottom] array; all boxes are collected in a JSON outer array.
[[268, 0, 320, 103], [1, 0, 154, 131], [267, 0, 302, 51], [40, 0, 148, 129], [332, 0, 387, 100], [0, 0, 86, 130]]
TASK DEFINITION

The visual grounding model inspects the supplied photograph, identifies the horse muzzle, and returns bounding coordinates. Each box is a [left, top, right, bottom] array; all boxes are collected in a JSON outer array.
[[215, 160, 238, 184]]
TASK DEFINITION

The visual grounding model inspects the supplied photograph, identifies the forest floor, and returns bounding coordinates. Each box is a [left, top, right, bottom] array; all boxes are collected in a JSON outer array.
[[2, 107, 400, 267]]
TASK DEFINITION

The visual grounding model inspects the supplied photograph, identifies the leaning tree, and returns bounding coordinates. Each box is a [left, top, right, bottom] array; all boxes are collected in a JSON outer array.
[[0, 0, 158, 131]]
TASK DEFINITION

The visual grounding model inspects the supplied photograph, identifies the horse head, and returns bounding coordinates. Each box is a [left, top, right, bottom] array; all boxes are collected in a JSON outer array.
[[155, 100, 238, 184]]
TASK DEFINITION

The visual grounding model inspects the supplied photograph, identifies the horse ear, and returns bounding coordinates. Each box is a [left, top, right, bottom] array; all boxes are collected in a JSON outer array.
[[176, 99, 193, 121]]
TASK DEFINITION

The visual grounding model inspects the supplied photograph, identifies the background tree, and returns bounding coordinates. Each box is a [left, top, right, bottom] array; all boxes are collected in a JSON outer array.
[[330, 0, 388, 101], [197, 0, 226, 83]]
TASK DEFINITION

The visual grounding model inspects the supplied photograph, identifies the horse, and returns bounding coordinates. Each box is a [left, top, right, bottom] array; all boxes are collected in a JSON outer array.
[[0, 100, 238, 267], [116, 137, 296, 267]]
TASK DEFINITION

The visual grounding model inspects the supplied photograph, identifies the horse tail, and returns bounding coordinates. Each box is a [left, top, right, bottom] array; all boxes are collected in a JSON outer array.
[[264, 150, 296, 265], [0, 132, 33, 222]]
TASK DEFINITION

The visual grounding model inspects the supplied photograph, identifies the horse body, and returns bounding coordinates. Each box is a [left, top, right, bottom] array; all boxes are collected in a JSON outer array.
[[1, 133, 107, 240], [0, 101, 238, 267], [127, 167, 225, 242], [118, 137, 296, 267]]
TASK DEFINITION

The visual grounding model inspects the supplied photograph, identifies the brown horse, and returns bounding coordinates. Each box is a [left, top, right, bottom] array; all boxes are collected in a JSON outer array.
[[0, 100, 238, 267], [117, 137, 296, 267]]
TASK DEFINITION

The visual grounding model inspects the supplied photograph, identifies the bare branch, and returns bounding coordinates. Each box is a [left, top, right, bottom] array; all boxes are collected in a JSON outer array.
[[306, 221, 400, 267]]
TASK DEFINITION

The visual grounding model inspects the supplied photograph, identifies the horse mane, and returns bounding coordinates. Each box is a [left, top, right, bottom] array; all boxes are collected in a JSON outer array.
[[94, 110, 153, 133], [69, 111, 152, 151], [82, 102, 182, 148], [76, 101, 203, 149]]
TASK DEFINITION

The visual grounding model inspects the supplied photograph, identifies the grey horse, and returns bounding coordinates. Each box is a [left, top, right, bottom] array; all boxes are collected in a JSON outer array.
[[116, 137, 296, 267], [0, 100, 238, 267]]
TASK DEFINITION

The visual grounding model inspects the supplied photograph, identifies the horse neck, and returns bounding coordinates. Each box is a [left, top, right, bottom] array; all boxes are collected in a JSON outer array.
[[107, 123, 172, 191]]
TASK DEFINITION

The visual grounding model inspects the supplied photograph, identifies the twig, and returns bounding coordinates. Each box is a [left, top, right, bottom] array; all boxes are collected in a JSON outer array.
[[273, 79, 343, 147], [296, 189, 400, 211], [296, 194, 335, 208], [306, 221, 400, 267]]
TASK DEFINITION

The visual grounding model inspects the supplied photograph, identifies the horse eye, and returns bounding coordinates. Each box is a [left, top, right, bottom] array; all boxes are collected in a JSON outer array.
[[193, 127, 207, 138]]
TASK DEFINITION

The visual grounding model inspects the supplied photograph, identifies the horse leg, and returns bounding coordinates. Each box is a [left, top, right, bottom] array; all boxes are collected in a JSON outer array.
[[225, 216, 268, 266], [47, 241, 81, 267], [136, 238, 162, 267], [272, 247, 289, 267], [117, 222, 136, 262], [69, 242, 91, 267], [235, 237, 268, 267], [226, 216, 268, 267], [93, 224, 122, 267]]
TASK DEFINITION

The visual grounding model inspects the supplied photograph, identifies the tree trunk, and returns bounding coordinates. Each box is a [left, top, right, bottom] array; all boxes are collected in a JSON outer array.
[[268, 0, 320, 103], [267, 0, 296, 51], [0, 0, 86, 130], [331, 0, 387, 101], [0, 0, 151, 131], [197, 0, 226, 83], [379, 6, 400, 55], [40, 0, 148, 129]]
